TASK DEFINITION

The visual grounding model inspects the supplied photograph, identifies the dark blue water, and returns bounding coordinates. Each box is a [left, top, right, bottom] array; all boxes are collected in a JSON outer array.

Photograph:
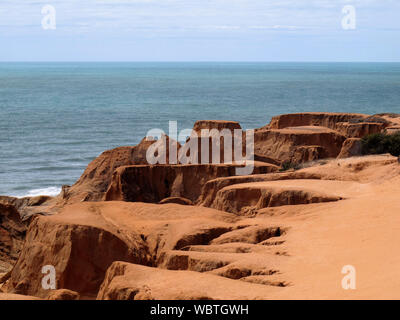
[[1, 62, 399, 196]]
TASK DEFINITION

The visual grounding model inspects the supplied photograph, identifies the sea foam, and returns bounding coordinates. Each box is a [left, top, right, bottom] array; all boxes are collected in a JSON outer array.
[[15, 186, 62, 198]]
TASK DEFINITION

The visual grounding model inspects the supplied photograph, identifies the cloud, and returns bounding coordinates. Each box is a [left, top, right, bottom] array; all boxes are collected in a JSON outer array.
[[0, 0, 399, 36]]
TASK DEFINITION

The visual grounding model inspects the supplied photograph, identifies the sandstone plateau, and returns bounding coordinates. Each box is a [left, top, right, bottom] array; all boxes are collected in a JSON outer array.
[[1, 112, 400, 300]]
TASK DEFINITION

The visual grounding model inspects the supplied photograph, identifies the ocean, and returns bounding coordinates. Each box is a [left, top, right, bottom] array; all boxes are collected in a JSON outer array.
[[1, 62, 399, 197]]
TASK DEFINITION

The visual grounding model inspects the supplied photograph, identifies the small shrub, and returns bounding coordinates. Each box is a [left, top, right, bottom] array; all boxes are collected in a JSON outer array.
[[388, 133, 400, 156], [280, 161, 300, 172], [361, 132, 400, 157], [349, 116, 388, 124]]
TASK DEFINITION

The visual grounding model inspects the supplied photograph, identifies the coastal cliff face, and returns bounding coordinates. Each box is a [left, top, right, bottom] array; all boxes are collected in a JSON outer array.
[[254, 126, 346, 163], [0, 202, 26, 273], [104, 163, 278, 203], [60, 136, 180, 204], [1, 112, 400, 300]]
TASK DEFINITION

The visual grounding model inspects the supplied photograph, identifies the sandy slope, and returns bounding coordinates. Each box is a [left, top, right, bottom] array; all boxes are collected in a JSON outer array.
[[255, 156, 400, 299]]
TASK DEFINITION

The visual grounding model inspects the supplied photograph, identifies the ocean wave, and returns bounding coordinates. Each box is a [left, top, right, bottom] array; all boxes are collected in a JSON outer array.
[[16, 186, 62, 198]]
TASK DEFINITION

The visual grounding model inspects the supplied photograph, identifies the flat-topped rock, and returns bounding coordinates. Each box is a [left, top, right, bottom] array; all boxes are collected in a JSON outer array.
[[377, 113, 400, 128], [276, 126, 339, 133], [97, 261, 283, 300], [198, 171, 322, 208], [188, 120, 244, 164], [335, 122, 385, 138], [192, 120, 242, 133], [210, 180, 349, 214], [267, 112, 369, 130], [254, 126, 346, 164], [197, 154, 398, 211], [386, 126, 400, 135]]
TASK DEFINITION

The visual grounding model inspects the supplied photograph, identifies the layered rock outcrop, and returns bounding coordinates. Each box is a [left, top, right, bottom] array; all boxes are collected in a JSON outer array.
[[254, 126, 346, 164], [52, 113, 393, 210], [46, 289, 80, 300], [192, 120, 242, 133], [3, 200, 291, 299], [266, 112, 369, 130], [337, 138, 362, 159], [334, 122, 385, 138], [4, 203, 152, 298], [187, 120, 248, 165], [97, 261, 283, 300], [60, 136, 179, 204], [210, 181, 343, 215], [0, 202, 26, 273], [104, 162, 278, 203], [253, 113, 392, 164], [0, 195, 52, 221]]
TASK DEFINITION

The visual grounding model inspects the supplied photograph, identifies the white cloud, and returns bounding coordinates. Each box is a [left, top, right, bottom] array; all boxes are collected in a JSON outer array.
[[0, 0, 399, 36]]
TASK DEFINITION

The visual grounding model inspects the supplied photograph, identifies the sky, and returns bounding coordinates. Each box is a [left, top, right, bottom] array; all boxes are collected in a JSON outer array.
[[0, 0, 399, 61]]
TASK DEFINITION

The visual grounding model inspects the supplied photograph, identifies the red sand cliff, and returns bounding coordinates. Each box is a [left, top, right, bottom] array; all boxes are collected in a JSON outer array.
[[1, 112, 400, 300]]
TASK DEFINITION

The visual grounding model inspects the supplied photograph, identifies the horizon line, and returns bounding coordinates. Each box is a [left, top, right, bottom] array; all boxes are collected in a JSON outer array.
[[1, 60, 400, 63]]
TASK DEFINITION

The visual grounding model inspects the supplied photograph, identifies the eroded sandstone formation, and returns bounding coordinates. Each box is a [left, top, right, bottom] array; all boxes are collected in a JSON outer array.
[[50, 113, 399, 207], [2, 113, 400, 300], [267, 112, 370, 130], [3, 202, 152, 298], [104, 162, 278, 203], [0, 202, 26, 273], [254, 126, 346, 163]]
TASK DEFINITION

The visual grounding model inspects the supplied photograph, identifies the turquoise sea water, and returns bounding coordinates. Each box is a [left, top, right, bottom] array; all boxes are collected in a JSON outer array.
[[0, 62, 400, 196]]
